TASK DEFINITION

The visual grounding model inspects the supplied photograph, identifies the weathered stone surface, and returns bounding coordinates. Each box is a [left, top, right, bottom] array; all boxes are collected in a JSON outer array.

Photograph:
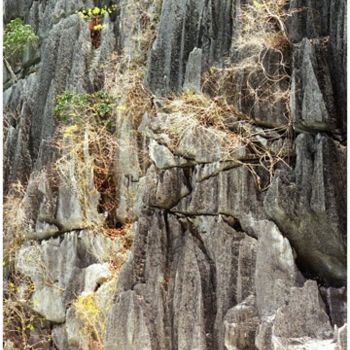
[[65, 307, 86, 349], [145, 0, 204, 95], [286, 0, 332, 43], [4, 0, 347, 348], [236, 236, 257, 304], [173, 165, 264, 220], [264, 133, 346, 286], [291, 38, 337, 132], [4, 0, 35, 24], [15, 231, 122, 323], [32, 287, 66, 323], [106, 210, 259, 350], [149, 139, 191, 169], [328, 0, 347, 135], [112, 98, 145, 224], [255, 319, 273, 350], [83, 263, 111, 294], [190, 216, 247, 350], [140, 112, 246, 163], [183, 47, 202, 93], [176, 125, 245, 163], [273, 280, 333, 340], [52, 325, 70, 350], [320, 286, 347, 327], [172, 235, 213, 350], [255, 220, 303, 317], [286, 0, 347, 136], [104, 290, 153, 350], [335, 324, 347, 350], [145, 0, 234, 95], [139, 165, 191, 209], [224, 295, 260, 350]]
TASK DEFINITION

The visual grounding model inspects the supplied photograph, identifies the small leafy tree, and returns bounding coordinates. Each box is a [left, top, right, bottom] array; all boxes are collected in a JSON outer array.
[[4, 18, 38, 64]]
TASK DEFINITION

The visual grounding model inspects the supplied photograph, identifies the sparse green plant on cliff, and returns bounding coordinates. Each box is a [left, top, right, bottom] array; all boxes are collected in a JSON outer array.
[[54, 90, 117, 133], [4, 18, 38, 64], [53, 90, 118, 223]]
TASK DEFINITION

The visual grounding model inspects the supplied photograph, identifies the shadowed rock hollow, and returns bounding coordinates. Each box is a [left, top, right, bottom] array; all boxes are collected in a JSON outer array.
[[3, 0, 347, 349]]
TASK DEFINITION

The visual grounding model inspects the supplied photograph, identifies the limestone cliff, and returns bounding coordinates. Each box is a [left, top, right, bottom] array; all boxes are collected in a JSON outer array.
[[3, 0, 347, 349]]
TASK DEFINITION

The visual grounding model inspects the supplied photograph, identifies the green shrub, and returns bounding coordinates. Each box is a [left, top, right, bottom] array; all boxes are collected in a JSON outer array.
[[54, 90, 116, 128], [4, 18, 38, 63]]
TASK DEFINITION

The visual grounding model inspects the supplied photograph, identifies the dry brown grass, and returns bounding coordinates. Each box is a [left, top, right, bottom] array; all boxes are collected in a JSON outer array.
[[193, 0, 294, 189], [239, 0, 289, 46], [4, 272, 52, 350], [104, 53, 154, 125], [158, 87, 292, 189], [163, 90, 243, 129], [118, 0, 163, 65], [3, 182, 29, 268], [51, 116, 118, 226]]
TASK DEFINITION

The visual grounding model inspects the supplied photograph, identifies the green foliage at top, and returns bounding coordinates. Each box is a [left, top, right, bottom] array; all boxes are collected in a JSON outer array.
[[4, 18, 38, 63], [54, 90, 117, 131], [77, 5, 117, 21]]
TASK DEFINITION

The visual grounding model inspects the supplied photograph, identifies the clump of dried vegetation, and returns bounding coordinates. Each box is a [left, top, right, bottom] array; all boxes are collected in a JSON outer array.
[[52, 90, 119, 225], [3, 184, 53, 349], [73, 293, 105, 350], [163, 0, 294, 189], [4, 182, 28, 268], [4, 273, 53, 350]]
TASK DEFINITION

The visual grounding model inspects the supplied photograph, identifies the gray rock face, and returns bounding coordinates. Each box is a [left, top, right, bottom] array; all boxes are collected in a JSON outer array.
[[273, 280, 333, 340], [105, 212, 253, 350], [255, 221, 304, 317], [173, 165, 264, 220], [287, 0, 346, 136], [335, 324, 347, 350], [145, 0, 234, 95], [224, 295, 260, 350], [4, 12, 115, 189], [15, 231, 122, 323], [183, 47, 203, 93], [105, 290, 153, 350], [291, 38, 337, 132], [4, 0, 346, 349], [264, 133, 346, 286], [320, 286, 347, 327], [286, 0, 333, 43]]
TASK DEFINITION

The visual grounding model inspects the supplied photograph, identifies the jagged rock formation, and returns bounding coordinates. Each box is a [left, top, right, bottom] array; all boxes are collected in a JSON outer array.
[[3, 0, 347, 349]]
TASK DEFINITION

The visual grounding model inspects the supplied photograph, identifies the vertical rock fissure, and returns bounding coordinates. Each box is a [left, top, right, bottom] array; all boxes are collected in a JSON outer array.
[[187, 219, 218, 350]]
